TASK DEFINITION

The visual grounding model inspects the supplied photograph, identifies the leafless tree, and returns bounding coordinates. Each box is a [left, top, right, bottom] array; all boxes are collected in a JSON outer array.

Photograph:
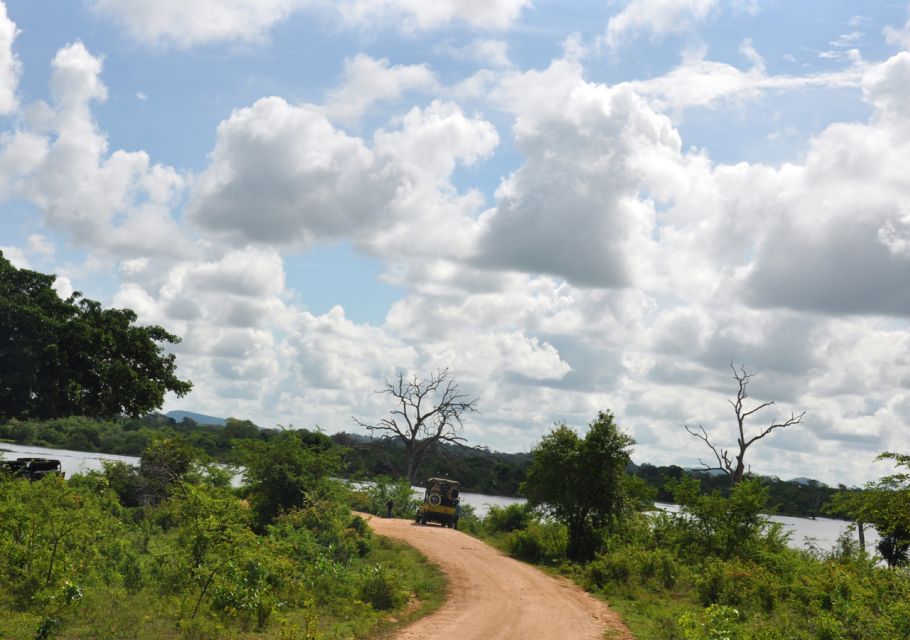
[[353, 369, 479, 484], [684, 363, 805, 484]]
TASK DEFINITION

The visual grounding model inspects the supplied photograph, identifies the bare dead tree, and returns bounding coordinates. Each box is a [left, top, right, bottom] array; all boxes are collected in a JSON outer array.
[[684, 363, 805, 484], [353, 369, 479, 484]]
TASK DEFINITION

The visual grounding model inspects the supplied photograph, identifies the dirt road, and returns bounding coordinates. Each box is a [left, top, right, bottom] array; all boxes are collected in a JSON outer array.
[[364, 515, 634, 640]]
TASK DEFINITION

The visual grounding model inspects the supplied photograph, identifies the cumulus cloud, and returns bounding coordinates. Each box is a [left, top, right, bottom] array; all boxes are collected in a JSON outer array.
[[475, 57, 678, 287], [0, 41, 190, 260], [0, 1, 20, 114], [188, 96, 396, 246], [603, 0, 717, 50], [189, 96, 497, 256], [739, 53, 910, 316], [325, 54, 437, 124], [374, 100, 499, 183]]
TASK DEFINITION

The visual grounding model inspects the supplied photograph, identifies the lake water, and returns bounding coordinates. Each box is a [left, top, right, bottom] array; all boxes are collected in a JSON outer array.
[[2, 443, 877, 553]]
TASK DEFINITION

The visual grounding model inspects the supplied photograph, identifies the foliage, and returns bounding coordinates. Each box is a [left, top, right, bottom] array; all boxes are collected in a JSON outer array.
[[522, 410, 635, 560], [505, 521, 568, 563], [678, 605, 741, 640], [238, 429, 342, 529], [659, 477, 789, 561], [0, 251, 191, 420], [0, 475, 123, 604], [484, 503, 533, 533], [362, 476, 421, 518], [358, 564, 407, 610], [827, 452, 910, 567], [0, 436, 446, 640], [474, 457, 910, 640]]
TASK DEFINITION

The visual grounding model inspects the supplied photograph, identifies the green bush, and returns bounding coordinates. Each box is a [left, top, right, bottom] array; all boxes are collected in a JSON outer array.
[[363, 476, 421, 518], [484, 503, 532, 533], [632, 548, 680, 589], [678, 604, 741, 640], [588, 552, 634, 587], [359, 563, 407, 611], [506, 521, 568, 562], [694, 558, 779, 612]]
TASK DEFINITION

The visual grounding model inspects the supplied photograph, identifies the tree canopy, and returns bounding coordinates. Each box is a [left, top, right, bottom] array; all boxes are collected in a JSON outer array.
[[0, 251, 192, 420], [827, 451, 910, 567], [523, 410, 635, 560]]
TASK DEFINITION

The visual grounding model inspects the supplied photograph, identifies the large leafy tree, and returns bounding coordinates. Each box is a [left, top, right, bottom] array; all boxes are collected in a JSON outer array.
[[523, 411, 635, 561], [0, 251, 192, 419]]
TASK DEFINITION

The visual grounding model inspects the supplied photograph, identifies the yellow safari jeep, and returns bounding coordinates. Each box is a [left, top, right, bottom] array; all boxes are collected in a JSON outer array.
[[415, 477, 461, 529]]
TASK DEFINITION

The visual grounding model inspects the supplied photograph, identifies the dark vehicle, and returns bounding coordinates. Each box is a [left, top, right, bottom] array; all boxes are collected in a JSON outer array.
[[0, 458, 64, 480], [415, 477, 461, 528]]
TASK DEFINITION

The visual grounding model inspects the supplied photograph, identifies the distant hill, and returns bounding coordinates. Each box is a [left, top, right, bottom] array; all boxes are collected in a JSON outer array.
[[165, 410, 226, 426]]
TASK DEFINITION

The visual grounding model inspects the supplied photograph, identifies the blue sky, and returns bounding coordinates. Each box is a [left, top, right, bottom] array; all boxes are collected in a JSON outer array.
[[2, 0, 910, 485]]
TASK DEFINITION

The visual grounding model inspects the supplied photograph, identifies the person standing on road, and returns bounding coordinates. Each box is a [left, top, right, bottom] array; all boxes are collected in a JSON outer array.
[[386, 499, 394, 518]]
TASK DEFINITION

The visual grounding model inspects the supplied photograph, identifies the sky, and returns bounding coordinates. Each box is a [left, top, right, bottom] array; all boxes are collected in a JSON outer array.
[[1, 0, 910, 487]]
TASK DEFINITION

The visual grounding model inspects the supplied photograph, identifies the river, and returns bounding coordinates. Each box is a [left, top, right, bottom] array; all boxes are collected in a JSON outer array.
[[2, 443, 876, 553]]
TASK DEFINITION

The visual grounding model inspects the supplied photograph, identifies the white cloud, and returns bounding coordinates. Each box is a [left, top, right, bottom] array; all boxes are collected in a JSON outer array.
[[0, 41, 191, 260], [474, 57, 677, 287], [333, 0, 531, 32], [441, 38, 512, 69], [621, 45, 865, 113], [88, 0, 305, 48], [0, 1, 20, 114], [190, 95, 497, 259], [374, 100, 499, 183], [188, 96, 395, 246], [884, 10, 910, 50], [603, 0, 717, 51], [325, 54, 437, 124], [89, 0, 531, 49]]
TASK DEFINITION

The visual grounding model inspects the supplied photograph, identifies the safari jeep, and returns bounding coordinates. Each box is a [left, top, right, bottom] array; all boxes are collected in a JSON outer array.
[[415, 477, 461, 529]]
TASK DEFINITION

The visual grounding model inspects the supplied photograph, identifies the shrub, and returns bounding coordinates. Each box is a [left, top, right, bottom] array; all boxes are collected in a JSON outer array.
[[506, 521, 567, 562], [359, 564, 407, 611], [587, 552, 634, 588], [678, 604, 741, 640], [484, 503, 532, 533], [364, 476, 421, 518], [633, 548, 680, 590]]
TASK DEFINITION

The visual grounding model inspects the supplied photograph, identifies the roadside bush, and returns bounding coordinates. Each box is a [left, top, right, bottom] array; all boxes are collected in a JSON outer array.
[[456, 503, 482, 534], [587, 552, 634, 588], [633, 548, 680, 589], [485, 503, 532, 533], [694, 559, 779, 612], [678, 604, 741, 640], [359, 563, 407, 610], [364, 476, 421, 518], [506, 521, 567, 562]]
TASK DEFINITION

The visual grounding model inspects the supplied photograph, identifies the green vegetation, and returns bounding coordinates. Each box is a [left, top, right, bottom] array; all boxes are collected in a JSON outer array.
[[0, 251, 191, 420], [0, 434, 446, 640], [523, 410, 634, 560], [467, 414, 910, 640]]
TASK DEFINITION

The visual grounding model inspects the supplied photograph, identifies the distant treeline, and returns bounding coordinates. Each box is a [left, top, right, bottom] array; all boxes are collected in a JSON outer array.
[[0, 414, 853, 517]]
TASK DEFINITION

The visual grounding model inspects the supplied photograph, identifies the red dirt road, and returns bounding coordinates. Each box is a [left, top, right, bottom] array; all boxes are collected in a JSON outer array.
[[364, 515, 634, 640]]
